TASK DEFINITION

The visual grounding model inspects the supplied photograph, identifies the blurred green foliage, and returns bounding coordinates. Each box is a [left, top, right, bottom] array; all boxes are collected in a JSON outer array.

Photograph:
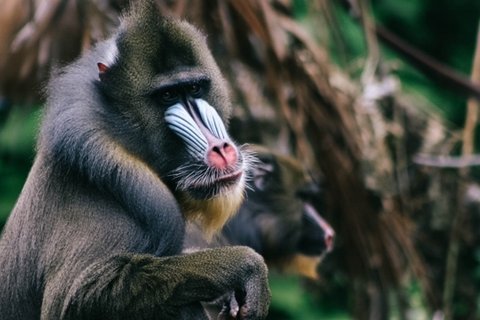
[[372, 0, 480, 126], [0, 107, 39, 227], [373, 0, 479, 74], [267, 274, 349, 320], [380, 1, 478, 126], [301, 0, 479, 127]]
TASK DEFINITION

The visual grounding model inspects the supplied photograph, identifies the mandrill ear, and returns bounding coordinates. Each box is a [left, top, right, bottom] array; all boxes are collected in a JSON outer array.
[[97, 63, 109, 81], [252, 156, 276, 191]]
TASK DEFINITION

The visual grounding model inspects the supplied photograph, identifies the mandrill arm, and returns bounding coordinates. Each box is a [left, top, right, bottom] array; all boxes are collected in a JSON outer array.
[[58, 247, 270, 320]]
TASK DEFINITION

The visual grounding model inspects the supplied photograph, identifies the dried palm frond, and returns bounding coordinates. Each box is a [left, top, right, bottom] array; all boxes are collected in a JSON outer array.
[[0, 0, 123, 103], [0, 0, 464, 318]]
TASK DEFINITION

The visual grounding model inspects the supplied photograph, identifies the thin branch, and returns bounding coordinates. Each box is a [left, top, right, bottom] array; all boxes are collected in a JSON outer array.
[[340, 1, 480, 100], [356, 0, 380, 84], [443, 20, 480, 320], [376, 25, 480, 100], [462, 22, 480, 158], [413, 153, 480, 168]]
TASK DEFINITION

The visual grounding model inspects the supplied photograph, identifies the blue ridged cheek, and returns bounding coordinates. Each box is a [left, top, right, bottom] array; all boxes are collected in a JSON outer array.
[[164, 103, 208, 156], [195, 99, 229, 140], [164, 99, 231, 158]]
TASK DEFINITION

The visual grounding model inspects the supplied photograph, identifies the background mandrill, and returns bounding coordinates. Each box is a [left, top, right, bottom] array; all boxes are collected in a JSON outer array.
[[0, 1, 270, 320], [186, 146, 335, 280]]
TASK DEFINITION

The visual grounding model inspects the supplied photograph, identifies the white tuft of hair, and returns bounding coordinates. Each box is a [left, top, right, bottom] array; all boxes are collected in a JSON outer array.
[[103, 40, 119, 66]]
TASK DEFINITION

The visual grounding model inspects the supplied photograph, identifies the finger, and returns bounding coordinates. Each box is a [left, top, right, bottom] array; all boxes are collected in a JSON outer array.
[[229, 293, 239, 318]]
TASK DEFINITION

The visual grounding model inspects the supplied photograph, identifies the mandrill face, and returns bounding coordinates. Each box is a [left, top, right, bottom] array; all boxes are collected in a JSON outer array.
[[161, 85, 252, 236], [96, 16, 251, 236], [164, 96, 248, 200]]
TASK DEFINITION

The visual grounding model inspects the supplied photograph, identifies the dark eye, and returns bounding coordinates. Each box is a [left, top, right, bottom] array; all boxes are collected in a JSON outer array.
[[296, 182, 321, 202], [158, 89, 179, 105], [189, 84, 203, 97]]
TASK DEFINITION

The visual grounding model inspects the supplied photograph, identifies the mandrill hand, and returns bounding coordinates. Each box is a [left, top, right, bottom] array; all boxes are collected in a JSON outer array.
[[217, 262, 271, 320], [218, 292, 240, 319]]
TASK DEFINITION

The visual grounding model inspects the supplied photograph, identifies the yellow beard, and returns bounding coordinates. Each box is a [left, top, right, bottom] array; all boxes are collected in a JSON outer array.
[[179, 179, 245, 239], [280, 254, 322, 280]]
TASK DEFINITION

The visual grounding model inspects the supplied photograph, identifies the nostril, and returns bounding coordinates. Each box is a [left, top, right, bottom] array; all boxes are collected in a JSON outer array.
[[222, 143, 237, 164], [207, 141, 238, 169]]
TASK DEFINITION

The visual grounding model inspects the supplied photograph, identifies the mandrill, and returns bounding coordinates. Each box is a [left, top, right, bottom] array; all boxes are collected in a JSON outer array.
[[0, 1, 270, 319]]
